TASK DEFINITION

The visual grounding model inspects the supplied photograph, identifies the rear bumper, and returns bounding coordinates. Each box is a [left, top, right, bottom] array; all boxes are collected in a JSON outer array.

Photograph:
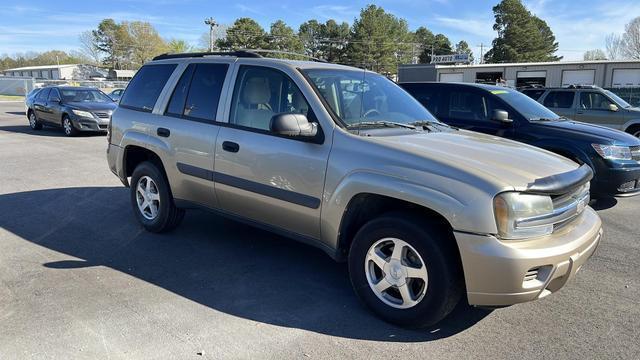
[[107, 143, 128, 187], [454, 207, 602, 307]]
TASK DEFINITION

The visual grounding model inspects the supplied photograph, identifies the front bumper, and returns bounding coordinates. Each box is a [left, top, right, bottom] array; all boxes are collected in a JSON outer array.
[[592, 165, 640, 196], [454, 207, 602, 307], [71, 115, 109, 132]]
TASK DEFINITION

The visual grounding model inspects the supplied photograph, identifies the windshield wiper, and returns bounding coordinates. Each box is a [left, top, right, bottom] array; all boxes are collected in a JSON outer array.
[[347, 121, 416, 130]]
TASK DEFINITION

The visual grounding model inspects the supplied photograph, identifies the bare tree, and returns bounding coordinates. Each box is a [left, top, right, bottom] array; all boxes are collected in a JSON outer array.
[[79, 30, 102, 65], [623, 17, 640, 59], [605, 33, 624, 60], [583, 49, 607, 60]]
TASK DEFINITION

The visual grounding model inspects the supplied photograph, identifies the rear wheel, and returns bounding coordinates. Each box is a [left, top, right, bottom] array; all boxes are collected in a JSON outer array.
[[28, 111, 42, 130], [62, 115, 78, 137], [130, 161, 185, 233], [348, 212, 463, 328]]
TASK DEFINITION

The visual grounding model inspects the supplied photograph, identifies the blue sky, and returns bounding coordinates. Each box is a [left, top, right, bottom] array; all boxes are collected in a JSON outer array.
[[1, 0, 639, 61]]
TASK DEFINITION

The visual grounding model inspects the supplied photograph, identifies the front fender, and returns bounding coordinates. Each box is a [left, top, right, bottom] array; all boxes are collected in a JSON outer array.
[[319, 170, 500, 250], [530, 140, 594, 168]]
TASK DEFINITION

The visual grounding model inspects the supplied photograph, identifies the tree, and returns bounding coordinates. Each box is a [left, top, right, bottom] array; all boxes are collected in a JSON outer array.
[[217, 18, 267, 50], [484, 0, 561, 63], [346, 5, 412, 74], [299, 20, 323, 57], [622, 17, 640, 59], [267, 20, 303, 56], [299, 19, 351, 62], [127, 21, 167, 67], [166, 39, 193, 54], [92, 19, 132, 69], [79, 30, 102, 64], [413, 27, 435, 63], [455, 40, 474, 63], [583, 49, 607, 61], [606, 33, 624, 60]]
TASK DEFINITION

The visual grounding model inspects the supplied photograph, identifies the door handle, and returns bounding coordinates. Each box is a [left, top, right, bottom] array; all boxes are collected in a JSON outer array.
[[157, 127, 170, 137], [222, 141, 239, 153]]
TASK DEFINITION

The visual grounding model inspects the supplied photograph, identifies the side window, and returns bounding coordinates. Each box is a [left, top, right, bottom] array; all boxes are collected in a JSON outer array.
[[522, 89, 545, 100], [229, 66, 313, 131], [36, 88, 50, 101], [166, 63, 228, 121], [120, 64, 177, 112], [47, 88, 60, 101], [543, 91, 575, 108], [447, 90, 490, 122], [402, 85, 440, 116], [580, 92, 613, 110]]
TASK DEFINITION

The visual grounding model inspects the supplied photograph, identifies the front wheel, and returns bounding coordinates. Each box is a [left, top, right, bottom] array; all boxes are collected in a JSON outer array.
[[130, 161, 185, 233], [348, 212, 463, 328], [62, 115, 78, 137]]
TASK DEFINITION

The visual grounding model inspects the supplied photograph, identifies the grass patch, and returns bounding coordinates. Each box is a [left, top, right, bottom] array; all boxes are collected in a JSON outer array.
[[0, 95, 24, 101]]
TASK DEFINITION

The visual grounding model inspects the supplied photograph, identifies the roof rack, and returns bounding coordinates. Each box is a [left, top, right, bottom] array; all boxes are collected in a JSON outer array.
[[152, 50, 262, 61], [240, 49, 327, 63], [564, 84, 601, 89]]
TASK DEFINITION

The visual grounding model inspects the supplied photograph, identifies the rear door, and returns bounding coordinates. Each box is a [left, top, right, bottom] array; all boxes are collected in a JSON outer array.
[[576, 91, 624, 128], [541, 90, 576, 118], [33, 88, 50, 122], [213, 64, 331, 239]]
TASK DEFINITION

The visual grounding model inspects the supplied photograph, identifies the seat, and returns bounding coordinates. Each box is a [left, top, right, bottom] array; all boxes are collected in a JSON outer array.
[[235, 77, 274, 130], [291, 91, 309, 116]]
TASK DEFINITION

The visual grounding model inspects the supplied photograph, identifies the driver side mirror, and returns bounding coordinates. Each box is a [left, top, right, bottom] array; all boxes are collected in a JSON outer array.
[[608, 103, 619, 112], [270, 113, 318, 137], [492, 109, 513, 124]]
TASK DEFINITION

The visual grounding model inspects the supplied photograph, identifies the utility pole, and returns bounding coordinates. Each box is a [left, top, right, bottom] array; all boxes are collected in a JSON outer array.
[[430, 45, 435, 63], [477, 43, 485, 64], [204, 17, 218, 52]]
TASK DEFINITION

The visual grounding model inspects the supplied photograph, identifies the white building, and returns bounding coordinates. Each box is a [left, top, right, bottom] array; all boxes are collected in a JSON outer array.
[[2, 64, 110, 80], [398, 60, 640, 89]]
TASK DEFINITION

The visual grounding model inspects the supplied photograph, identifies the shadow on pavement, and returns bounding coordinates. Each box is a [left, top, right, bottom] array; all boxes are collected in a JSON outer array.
[[590, 196, 618, 211], [0, 186, 491, 342], [0, 124, 105, 137], [5, 111, 25, 116]]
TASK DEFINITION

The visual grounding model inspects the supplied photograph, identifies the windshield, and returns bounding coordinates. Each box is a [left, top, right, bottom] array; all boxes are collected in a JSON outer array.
[[303, 69, 439, 128], [496, 89, 562, 121], [604, 90, 632, 108], [60, 89, 113, 103]]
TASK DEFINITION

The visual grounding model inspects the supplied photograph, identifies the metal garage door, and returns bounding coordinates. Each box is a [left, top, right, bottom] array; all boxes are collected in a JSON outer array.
[[439, 73, 464, 82], [612, 69, 640, 87], [562, 70, 595, 86]]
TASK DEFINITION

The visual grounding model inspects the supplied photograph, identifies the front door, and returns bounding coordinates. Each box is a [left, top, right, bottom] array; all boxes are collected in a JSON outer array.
[[439, 87, 515, 138], [45, 88, 64, 125], [576, 91, 625, 129], [214, 65, 331, 239]]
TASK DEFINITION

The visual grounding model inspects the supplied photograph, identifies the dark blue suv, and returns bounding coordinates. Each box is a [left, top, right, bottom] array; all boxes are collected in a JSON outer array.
[[401, 82, 640, 197]]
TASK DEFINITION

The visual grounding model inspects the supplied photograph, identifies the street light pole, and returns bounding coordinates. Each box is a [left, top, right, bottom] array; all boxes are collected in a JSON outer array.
[[204, 17, 218, 52]]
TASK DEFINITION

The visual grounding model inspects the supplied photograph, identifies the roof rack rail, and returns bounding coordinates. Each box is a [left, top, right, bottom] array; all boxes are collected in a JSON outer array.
[[564, 84, 600, 89], [239, 49, 327, 63], [152, 50, 262, 61]]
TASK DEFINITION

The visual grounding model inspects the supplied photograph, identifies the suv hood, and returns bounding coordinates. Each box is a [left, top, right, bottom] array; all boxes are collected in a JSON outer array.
[[65, 102, 117, 111], [533, 119, 640, 145], [375, 129, 578, 191]]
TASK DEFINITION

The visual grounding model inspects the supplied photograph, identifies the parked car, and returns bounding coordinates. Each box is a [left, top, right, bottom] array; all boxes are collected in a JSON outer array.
[[109, 88, 124, 102], [523, 85, 640, 138], [108, 52, 602, 328], [26, 86, 117, 136], [401, 82, 640, 197]]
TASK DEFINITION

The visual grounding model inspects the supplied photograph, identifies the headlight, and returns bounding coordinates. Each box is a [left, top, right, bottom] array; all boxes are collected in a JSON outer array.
[[592, 144, 632, 160], [494, 192, 553, 240], [71, 109, 94, 118]]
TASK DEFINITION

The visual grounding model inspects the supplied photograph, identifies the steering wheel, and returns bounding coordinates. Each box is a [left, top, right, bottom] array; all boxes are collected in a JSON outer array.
[[363, 108, 381, 118]]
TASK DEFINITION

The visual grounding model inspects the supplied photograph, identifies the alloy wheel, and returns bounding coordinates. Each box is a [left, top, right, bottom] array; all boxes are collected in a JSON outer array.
[[364, 237, 428, 309], [63, 118, 72, 135], [29, 113, 37, 128], [136, 176, 161, 220]]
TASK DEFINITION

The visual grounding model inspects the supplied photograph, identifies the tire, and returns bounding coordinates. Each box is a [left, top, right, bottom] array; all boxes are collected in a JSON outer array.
[[28, 111, 42, 130], [348, 212, 463, 328], [130, 161, 185, 233], [62, 115, 78, 137]]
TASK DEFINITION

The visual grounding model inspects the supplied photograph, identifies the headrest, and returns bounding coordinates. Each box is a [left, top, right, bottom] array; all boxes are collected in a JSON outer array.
[[242, 77, 271, 105]]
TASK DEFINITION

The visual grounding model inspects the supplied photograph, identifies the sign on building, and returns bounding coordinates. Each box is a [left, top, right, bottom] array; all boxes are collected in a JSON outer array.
[[431, 54, 471, 64]]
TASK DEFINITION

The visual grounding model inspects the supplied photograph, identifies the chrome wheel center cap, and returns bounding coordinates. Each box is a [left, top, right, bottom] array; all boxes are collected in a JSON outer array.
[[384, 260, 407, 286]]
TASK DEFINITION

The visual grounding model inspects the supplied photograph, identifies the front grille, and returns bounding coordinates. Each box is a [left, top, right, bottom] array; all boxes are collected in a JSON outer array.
[[631, 146, 640, 161], [551, 183, 590, 230], [93, 112, 111, 119]]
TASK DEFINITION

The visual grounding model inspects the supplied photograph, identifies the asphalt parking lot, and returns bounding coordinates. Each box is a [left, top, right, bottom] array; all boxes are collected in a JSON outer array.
[[0, 101, 638, 359]]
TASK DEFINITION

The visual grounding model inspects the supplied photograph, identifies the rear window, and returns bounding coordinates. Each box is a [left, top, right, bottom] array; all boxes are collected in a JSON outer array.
[[522, 89, 545, 100], [120, 64, 177, 112], [543, 91, 575, 108]]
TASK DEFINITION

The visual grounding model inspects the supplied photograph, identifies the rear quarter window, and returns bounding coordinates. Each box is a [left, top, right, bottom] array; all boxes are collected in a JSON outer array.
[[543, 91, 575, 108], [120, 64, 177, 112]]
